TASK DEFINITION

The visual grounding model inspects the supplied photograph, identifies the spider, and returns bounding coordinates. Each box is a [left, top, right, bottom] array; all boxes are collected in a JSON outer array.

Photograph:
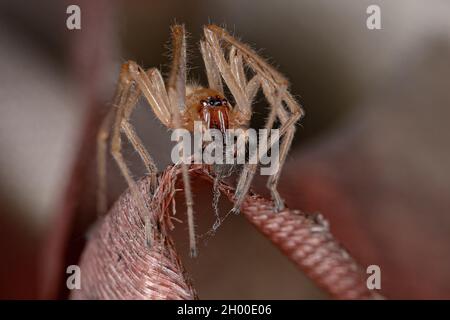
[[97, 24, 304, 257]]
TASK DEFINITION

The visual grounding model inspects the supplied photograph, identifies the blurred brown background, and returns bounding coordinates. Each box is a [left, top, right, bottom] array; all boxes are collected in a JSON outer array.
[[1, 0, 450, 299]]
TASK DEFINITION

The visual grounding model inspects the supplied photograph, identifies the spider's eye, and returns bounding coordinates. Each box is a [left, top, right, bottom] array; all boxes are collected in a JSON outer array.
[[202, 96, 227, 108], [204, 96, 219, 107]]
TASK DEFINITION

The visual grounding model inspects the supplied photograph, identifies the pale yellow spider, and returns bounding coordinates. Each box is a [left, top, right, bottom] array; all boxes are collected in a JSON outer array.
[[97, 24, 304, 257]]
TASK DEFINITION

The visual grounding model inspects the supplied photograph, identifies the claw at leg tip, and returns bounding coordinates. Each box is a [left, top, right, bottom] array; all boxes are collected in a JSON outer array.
[[145, 237, 152, 248], [274, 200, 285, 212], [212, 219, 221, 231]]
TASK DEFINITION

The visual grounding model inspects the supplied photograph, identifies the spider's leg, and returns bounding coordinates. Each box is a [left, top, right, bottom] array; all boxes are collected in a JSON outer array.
[[203, 27, 251, 122], [261, 81, 303, 211], [204, 24, 305, 212], [166, 24, 197, 257], [120, 68, 166, 193], [168, 25, 186, 112], [245, 75, 260, 107], [203, 27, 264, 214], [200, 40, 223, 94], [97, 103, 117, 216], [204, 24, 289, 90], [97, 64, 150, 217], [128, 63, 172, 127], [100, 60, 172, 246], [108, 65, 158, 246], [229, 87, 274, 215], [229, 163, 258, 215], [122, 60, 181, 248], [229, 46, 265, 125]]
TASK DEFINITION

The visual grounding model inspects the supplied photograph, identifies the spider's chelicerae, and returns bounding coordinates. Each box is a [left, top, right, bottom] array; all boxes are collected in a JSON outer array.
[[97, 24, 304, 257]]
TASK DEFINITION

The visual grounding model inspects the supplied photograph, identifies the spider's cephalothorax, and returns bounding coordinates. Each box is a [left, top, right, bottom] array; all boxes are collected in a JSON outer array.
[[184, 87, 236, 133], [97, 24, 304, 257]]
